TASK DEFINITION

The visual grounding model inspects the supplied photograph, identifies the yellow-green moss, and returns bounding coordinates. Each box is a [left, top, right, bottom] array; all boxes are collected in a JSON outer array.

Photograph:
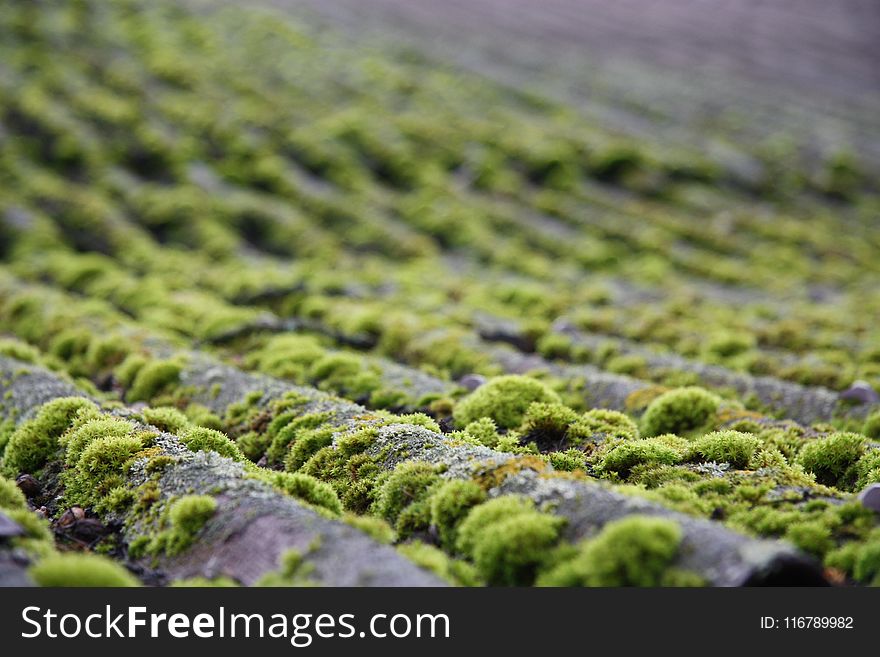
[[640, 387, 720, 437], [29, 553, 140, 587], [453, 375, 562, 429]]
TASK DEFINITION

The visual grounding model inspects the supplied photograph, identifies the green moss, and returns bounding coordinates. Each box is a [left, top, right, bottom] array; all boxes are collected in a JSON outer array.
[[160, 494, 218, 556], [469, 511, 566, 585], [141, 406, 191, 433], [784, 521, 834, 557], [179, 426, 244, 461], [372, 461, 440, 527], [455, 495, 537, 556], [429, 479, 487, 550], [688, 431, 761, 469], [795, 432, 866, 490], [463, 417, 500, 448], [126, 359, 182, 402], [299, 427, 382, 512], [519, 402, 579, 450], [639, 387, 720, 437], [0, 338, 41, 364], [261, 470, 342, 514], [183, 404, 223, 431], [397, 542, 481, 586], [29, 553, 140, 587], [863, 409, 880, 440], [601, 438, 684, 477], [65, 433, 147, 508], [343, 514, 395, 544], [114, 353, 147, 388], [284, 425, 337, 472], [453, 375, 561, 429], [537, 516, 682, 586], [569, 409, 639, 444], [547, 449, 589, 472], [60, 417, 133, 467], [254, 547, 318, 587], [2, 396, 98, 476], [0, 476, 28, 509], [267, 411, 332, 466]]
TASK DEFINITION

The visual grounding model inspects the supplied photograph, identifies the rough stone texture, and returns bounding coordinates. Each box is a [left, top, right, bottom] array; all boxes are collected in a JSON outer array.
[[0, 356, 444, 587]]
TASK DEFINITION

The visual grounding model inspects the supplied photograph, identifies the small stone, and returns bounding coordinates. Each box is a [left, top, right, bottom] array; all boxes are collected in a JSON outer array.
[[0, 511, 25, 538], [57, 506, 86, 529], [458, 374, 486, 392], [15, 474, 42, 498], [839, 381, 879, 405], [858, 484, 880, 513]]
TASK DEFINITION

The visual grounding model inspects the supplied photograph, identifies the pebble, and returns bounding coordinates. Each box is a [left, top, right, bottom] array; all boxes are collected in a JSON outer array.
[[839, 381, 879, 405], [458, 373, 487, 391], [858, 484, 880, 513], [0, 510, 25, 538]]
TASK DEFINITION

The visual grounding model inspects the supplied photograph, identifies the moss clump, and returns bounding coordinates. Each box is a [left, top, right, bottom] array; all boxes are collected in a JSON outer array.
[[462, 417, 500, 448], [0, 476, 28, 509], [299, 428, 382, 513], [600, 438, 685, 477], [266, 411, 332, 466], [429, 479, 487, 550], [455, 495, 565, 585], [519, 402, 579, 451], [147, 494, 218, 556], [455, 496, 535, 555], [65, 433, 147, 509], [261, 471, 342, 514], [784, 521, 834, 557], [343, 514, 396, 544], [179, 426, 244, 461], [795, 432, 866, 490], [29, 553, 140, 587], [2, 397, 98, 476], [397, 542, 481, 586], [284, 425, 337, 472], [141, 406, 191, 433], [453, 375, 561, 429], [862, 409, 880, 440], [255, 547, 318, 587], [569, 409, 639, 444], [688, 431, 761, 469], [640, 387, 720, 437], [537, 516, 683, 586], [60, 416, 133, 467], [372, 462, 440, 528], [126, 359, 182, 402], [470, 512, 565, 586]]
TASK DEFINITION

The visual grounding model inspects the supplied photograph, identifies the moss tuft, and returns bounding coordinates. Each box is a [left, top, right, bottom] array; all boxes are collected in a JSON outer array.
[[397, 542, 481, 586], [29, 553, 140, 587], [795, 432, 866, 490], [453, 375, 561, 429], [261, 470, 342, 514], [640, 387, 720, 437], [126, 359, 182, 402], [429, 479, 487, 550], [372, 461, 440, 528], [537, 516, 682, 586], [141, 406, 191, 433], [2, 397, 97, 476], [688, 430, 761, 469], [179, 426, 244, 461]]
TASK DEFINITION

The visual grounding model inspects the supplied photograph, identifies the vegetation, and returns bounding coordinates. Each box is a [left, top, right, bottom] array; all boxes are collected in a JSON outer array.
[[0, 0, 877, 588]]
